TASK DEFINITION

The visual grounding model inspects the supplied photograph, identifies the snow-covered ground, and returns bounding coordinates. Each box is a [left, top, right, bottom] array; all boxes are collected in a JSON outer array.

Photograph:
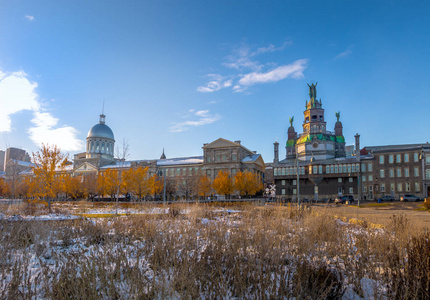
[[0, 203, 425, 299]]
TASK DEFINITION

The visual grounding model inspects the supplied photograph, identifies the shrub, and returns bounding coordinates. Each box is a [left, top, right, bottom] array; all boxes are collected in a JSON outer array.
[[293, 260, 344, 299]]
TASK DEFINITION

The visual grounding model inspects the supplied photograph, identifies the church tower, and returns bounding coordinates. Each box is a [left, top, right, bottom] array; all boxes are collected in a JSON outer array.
[[294, 83, 345, 161]]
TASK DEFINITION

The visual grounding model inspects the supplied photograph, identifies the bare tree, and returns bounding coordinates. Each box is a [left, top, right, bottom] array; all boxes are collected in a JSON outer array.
[[114, 138, 130, 214]]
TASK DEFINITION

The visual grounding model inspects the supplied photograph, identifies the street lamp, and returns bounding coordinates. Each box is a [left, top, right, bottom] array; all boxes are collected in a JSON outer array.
[[420, 150, 426, 199], [158, 169, 167, 205], [295, 144, 300, 208]]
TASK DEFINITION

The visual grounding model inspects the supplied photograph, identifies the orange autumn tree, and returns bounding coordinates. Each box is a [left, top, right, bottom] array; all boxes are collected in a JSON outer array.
[[212, 170, 233, 198], [234, 171, 247, 196], [234, 171, 263, 197], [30, 144, 69, 212], [62, 175, 85, 199], [123, 166, 150, 201], [196, 175, 212, 199], [148, 174, 163, 199], [97, 168, 121, 199], [244, 171, 263, 196]]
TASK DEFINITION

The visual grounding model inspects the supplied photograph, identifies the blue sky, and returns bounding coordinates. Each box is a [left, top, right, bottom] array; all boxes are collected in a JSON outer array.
[[0, 0, 429, 162]]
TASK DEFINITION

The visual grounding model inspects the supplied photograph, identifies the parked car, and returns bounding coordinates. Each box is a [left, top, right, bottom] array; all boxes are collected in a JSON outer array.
[[400, 194, 422, 202], [335, 195, 354, 204], [377, 195, 395, 202]]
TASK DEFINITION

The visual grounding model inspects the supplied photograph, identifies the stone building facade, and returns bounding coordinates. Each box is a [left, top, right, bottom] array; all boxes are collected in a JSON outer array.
[[70, 115, 265, 199], [271, 83, 430, 201], [273, 83, 358, 200], [360, 144, 430, 199]]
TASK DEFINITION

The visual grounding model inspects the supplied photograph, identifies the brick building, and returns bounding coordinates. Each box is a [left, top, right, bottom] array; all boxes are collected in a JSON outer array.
[[271, 83, 430, 201], [360, 144, 430, 200]]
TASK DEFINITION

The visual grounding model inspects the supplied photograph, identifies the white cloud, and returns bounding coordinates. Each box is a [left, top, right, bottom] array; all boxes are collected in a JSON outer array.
[[170, 109, 221, 133], [223, 45, 262, 71], [28, 112, 84, 151], [237, 59, 308, 89], [198, 41, 305, 93], [253, 40, 293, 56], [197, 74, 232, 93], [0, 71, 39, 131], [25, 15, 35, 21], [334, 46, 353, 60], [0, 68, 83, 151]]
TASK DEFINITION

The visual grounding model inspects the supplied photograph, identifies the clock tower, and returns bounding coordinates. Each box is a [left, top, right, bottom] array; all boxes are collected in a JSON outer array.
[[294, 83, 345, 161]]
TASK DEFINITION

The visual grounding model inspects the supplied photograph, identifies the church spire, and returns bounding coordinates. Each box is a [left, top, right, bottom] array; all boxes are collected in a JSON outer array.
[[160, 148, 166, 159], [99, 100, 106, 124]]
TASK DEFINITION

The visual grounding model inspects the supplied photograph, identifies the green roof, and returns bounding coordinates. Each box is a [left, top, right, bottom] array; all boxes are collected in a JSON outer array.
[[336, 136, 345, 143], [286, 139, 296, 147]]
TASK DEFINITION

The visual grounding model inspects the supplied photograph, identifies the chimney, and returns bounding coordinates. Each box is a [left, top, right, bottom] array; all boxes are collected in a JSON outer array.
[[234, 140, 241, 145], [274, 141, 279, 164], [355, 133, 360, 160]]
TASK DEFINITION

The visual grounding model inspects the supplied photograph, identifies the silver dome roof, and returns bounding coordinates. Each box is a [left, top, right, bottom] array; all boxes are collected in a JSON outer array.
[[87, 114, 115, 140]]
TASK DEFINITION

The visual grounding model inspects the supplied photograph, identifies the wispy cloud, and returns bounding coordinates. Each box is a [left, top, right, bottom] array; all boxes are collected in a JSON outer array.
[[334, 45, 353, 60], [170, 109, 221, 133], [28, 112, 83, 151], [25, 15, 35, 21], [198, 41, 306, 93], [197, 74, 232, 93], [0, 68, 83, 151], [235, 59, 308, 91]]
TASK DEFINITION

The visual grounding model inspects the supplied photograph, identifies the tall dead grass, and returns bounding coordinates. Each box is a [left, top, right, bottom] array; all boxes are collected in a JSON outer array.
[[1, 204, 429, 299]]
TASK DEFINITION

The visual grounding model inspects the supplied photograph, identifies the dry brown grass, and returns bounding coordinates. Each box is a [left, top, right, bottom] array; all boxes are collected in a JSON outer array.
[[313, 202, 430, 231], [1, 203, 430, 298]]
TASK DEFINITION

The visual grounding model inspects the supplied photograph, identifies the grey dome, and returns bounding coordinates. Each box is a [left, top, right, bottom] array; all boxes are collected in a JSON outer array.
[[87, 123, 115, 140]]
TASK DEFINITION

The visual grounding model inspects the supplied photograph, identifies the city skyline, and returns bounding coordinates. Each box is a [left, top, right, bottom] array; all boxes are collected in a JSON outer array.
[[1, 1, 429, 162]]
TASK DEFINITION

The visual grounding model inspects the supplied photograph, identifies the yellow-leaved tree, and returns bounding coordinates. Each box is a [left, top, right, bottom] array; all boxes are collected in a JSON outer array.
[[30, 144, 69, 212], [97, 168, 121, 199], [234, 171, 247, 196], [244, 171, 263, 196], [123, 167, 150, 201], [196, 175, 211, 200], [148, 174, 163, 199], [234, 171, 263, 197], [212, 170, 233, 199]]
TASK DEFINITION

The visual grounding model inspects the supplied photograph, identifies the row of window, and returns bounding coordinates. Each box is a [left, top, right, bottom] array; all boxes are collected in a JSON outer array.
[[274, 164, 359, 176], [274, 167, 306, 176], [206, 153, 238, 163], [87, 140, 114, 155], [280, 186, 355, 195], [363, 182, 421, 193], [378, 153, 423, 164], [280, 177, 353, 186], [163, 167, 201, 177], [363, 167, 420, 180]]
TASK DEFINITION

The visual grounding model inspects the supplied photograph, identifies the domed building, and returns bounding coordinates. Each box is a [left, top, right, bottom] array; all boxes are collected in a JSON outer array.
[[86, 114, 115, 160], [73, 114, 116, 174]]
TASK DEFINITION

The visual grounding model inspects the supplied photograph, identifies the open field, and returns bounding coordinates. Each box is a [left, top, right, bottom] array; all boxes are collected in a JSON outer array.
[[312, 202, 430, 232], [1, 201, 430, 299]]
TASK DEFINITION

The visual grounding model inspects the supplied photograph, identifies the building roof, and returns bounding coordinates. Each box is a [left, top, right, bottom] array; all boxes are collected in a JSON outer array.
[[365, 143, 430, 152], [278, 156, 359, 166], [157, 156, 203, 166], [87, 123, 115, 140], [100, 161, 132, 169], [242, 154, 261, 163]]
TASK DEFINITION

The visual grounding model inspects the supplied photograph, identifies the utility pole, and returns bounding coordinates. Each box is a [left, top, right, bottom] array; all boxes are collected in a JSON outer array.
[[163, 169, 166, 205], [296, 145, 300, 208]]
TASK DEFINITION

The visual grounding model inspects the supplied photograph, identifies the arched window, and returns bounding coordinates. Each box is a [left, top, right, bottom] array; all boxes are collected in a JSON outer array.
[[101, 142, 105, 153], [90, 141, 94, 153], [96, 141, 100, 152]]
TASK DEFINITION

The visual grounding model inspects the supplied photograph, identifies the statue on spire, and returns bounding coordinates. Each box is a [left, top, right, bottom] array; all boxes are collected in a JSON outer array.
[[307, 82, 317, 100], [335, 111, 341, 122], [289, 116, 294, 127]]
